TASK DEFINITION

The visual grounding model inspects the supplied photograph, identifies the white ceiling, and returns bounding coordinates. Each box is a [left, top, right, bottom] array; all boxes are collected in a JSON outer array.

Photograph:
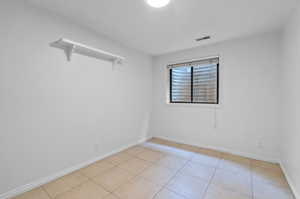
[[28, 0, 297, 55]]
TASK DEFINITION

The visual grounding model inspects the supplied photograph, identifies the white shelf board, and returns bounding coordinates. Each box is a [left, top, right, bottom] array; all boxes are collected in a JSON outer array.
[[51, 38, 125, 63]]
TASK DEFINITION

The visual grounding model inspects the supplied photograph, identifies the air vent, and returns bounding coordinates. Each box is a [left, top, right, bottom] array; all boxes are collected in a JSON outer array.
[[195, 36, 211, 42]]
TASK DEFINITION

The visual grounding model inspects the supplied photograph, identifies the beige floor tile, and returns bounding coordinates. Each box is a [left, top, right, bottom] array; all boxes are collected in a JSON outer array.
[[156, 155, 188, 171], [212, 169, 252, 197], [79, 160, 116, 178], [252, 166, 289, 188], [11, 187, 50, 199], [139, 165, 177, 186], [253, 180, 294, 199], [143, 142, 193, 160], [136, 149, 165, 162], [15, 138, 296, 199], [165, 148, 194, 160], [43, 171, 88, 198], [123, 145, 149, 156], [154, 188, 187, 199], [118, 157, 152, 175], [204, 185, 251, 199], [218, 159, 251, 173], [179, 162, 215, 181], [218, 153, 251, 173], [103, 194, 119, 199], [251, 159, 281, 171], [113, 177, 162, 199], [55, 181, 109, 199], [92, 167, 135, 192], [104, 152, 133, 165], [191, 153, 221, 168], [167, 174, 209, 199]]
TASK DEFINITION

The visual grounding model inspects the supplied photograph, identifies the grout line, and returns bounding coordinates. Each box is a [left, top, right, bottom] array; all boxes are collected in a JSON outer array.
[[41, 186, 53, 199], [3, 140, 146, 199], [250, 162, 255, 199], [164, 188, 190, 199], [198, 160, 218, 199], [150, 138, 254, 199], [151, 158, 191, 199], [78, 165, 118, 180], [45, 178, 90, 199], [147, 139, 290, 199], [77, 158, 138, 195], [6, 142, 149, 199], [84, 173, 116, 194], [24, 140, 281, 199], [74, 154, 139, 196], [90, 147, 165, 196], [144, 140, 268, 199], [145, 139, 224, 199]]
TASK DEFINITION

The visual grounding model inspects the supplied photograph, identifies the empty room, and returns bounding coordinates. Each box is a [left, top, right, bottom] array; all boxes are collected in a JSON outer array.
[[1, 0, 300, 199]]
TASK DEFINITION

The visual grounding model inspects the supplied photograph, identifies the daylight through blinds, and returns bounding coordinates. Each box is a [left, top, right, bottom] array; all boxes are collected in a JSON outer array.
[[169, 57, 219, 104]]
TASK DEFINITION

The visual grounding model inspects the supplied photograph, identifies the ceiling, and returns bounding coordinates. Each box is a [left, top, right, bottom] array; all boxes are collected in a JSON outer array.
[[28, 0, 298, 55]]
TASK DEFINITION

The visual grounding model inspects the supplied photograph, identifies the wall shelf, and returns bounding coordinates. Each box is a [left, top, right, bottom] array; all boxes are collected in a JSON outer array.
[[50, 38, 125, 64]]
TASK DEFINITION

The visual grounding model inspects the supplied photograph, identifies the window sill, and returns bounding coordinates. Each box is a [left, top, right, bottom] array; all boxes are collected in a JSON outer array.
[[165, 102, 222, 109]]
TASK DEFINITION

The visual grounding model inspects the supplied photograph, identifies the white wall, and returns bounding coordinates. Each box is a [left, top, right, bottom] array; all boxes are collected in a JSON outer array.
[[2, 0, 298, 197], [281, 4, 300, 198], [0, 0, 152, 195], [149, 32, 282, 162]]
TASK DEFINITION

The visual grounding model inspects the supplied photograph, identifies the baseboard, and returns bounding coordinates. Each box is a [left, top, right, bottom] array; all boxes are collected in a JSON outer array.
[[280, 161, 299, 199], [153, 136, 279, 163], [0, 138, 147, 199], [142, 136, 153, 143]]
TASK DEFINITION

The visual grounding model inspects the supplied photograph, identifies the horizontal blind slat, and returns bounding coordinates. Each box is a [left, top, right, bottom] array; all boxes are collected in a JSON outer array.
[[193, 63, 218, 103], [171, 67, 192, 102], [170, 60, 218, 104]]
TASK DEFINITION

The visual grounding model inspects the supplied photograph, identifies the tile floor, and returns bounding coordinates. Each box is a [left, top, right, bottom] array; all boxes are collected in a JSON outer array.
[[12, 138, 295, 199]]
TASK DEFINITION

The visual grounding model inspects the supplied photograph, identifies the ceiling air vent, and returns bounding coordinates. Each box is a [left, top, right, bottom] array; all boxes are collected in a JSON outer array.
[[195, 36, 211, 42]]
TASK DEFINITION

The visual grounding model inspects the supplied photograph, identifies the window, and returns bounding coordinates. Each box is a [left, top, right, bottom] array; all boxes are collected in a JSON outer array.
[[169, 57, 219, 104]]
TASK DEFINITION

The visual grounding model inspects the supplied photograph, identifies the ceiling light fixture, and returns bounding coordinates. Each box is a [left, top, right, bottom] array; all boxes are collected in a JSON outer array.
[[147, 0, 170, 8]]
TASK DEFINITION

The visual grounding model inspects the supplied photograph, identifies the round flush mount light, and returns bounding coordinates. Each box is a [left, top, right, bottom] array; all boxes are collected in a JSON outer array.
[[147, 0, 170, 8]]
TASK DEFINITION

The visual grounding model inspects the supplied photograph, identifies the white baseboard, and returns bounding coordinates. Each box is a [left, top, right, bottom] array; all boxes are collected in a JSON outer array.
[[153, 136, 279, 163], [0, 138, 147, 199], [280, 161, 299, 199]]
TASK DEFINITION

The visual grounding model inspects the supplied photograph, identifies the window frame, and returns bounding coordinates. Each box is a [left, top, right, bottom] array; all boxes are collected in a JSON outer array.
[[169, 61, 219, 105]]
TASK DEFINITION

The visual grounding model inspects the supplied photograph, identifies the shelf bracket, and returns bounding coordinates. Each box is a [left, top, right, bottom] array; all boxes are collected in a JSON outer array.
[[64, 44, 76, 61]]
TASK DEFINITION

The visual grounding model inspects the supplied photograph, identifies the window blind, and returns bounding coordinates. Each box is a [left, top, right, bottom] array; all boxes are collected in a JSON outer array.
[[169, 57, 219, 104]]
